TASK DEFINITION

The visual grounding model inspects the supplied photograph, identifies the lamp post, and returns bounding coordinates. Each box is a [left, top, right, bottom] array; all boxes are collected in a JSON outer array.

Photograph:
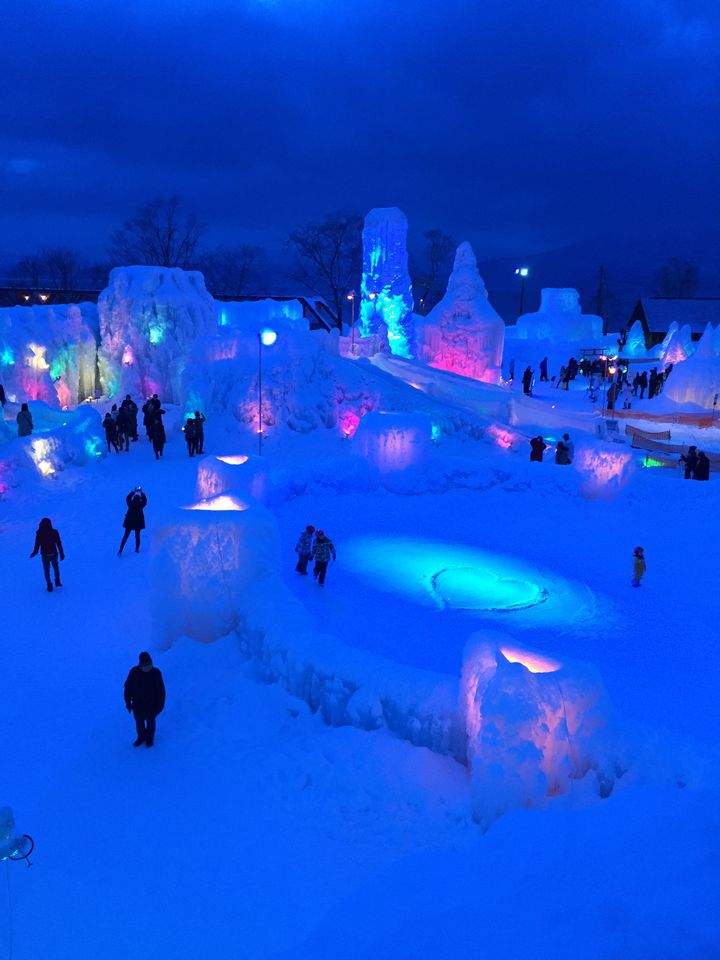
[[347, 290, 357, 355], [257, 328, 277, 456], [514, 266, 529, 317]]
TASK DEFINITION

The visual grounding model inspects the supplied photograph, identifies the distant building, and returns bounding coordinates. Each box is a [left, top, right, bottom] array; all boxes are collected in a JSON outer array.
[[629, 297, 720, 348]]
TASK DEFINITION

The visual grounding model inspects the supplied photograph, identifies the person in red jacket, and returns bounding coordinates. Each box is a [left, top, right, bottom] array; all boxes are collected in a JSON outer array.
[[30, 517, 64, 592], [124, 652, 166, 748]]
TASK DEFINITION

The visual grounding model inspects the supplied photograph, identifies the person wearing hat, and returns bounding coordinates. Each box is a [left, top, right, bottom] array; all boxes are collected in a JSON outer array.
[[631, 546, 646, 588], [124, 652, 166, 747], [295, 524, 315, 575], [119, 487, 148, 555], [311, 530, 336, 586]]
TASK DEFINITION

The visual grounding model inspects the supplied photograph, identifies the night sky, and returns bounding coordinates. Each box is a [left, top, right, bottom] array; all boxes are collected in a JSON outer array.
[[2, 0, 719, 300]]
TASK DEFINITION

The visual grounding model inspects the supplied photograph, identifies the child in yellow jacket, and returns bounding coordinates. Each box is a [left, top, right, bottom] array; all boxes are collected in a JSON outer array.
[[632, 546, 646, 587]]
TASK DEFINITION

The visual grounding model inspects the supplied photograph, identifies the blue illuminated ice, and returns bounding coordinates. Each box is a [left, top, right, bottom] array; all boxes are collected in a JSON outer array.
[[359, 207, 415, 358]]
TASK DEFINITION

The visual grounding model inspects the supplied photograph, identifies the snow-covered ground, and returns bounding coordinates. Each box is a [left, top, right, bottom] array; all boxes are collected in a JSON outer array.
[[2, 357, 720, 958]]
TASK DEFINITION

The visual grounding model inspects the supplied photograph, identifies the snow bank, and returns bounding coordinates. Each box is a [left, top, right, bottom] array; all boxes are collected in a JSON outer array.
[[461, 631, 617, 829], [0, 302, 98, 407], [359, 207, 414, 357], [514, 288, 603, 343], [415, 242, 504, 384], [98, 266, 217, 403]]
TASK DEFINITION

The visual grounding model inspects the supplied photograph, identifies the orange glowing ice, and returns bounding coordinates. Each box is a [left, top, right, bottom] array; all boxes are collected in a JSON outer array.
[[499, 645, 562, 674]]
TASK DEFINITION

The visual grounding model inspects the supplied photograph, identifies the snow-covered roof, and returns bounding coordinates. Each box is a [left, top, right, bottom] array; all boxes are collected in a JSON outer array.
[[638, 298, 720, 334]]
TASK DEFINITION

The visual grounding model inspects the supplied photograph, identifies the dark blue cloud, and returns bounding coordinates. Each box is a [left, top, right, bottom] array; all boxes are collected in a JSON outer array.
[[1, 0, 719, 290]]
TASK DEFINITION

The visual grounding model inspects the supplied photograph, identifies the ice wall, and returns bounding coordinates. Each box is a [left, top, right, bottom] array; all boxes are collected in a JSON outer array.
[[217, 298, 305, 331], [461, 632, 616, 829], [353, 411, 433, 474], [98, 266, 217, 402], [0, 303, 98, 407], [359, 207, 415, 358], [515, 289, 603, 343], [415, 242, 504, 384], [195, 454, 269, 503], [151, 498, 280, 646]]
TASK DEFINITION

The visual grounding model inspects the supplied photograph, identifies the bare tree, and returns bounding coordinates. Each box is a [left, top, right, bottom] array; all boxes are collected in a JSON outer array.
[[654, 257, 699, 298], [288, 212, 362, 326], [590, 264, 623, 335], [10, 248, 82, 289], [198, 245, 262, 298], [108, 197, 204, 268], [412, 228, 456, 314]]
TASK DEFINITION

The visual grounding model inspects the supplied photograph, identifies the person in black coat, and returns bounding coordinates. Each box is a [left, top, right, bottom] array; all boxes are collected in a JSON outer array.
[[680, 445, 698, 480], [121, 395, 139, 441], [555, 439, 570, 465], [103, 412, 120, 453], [638, 371, 648, 399], [119, 488, 147, 554], [193, 411, 206, 455], [694, 451, 710, 481], [30, 517, 65, 592], [522, 366, 533, 395], [183, 418, 197, 457], [530, 436, 547, 462], [124, 651, 166, 747]]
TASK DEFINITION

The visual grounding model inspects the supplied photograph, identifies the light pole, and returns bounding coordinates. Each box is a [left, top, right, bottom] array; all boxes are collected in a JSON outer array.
[[347, 290, 357, 355], [257, 328, 277, 456], [514, 266, 529, 317]]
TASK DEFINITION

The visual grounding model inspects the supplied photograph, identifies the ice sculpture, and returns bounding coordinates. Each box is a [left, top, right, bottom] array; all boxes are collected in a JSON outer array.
[[352, 411, 433, 473], [0, 302, 98, 407], [415, 242, 504, 384], [151, 499, 280, 646], [98, 266, 217, 402], [661, 328, 689, 368], [359, 207, 415, 357], [515, 288, 603, 343], [664, 322, 720, 408], [461, 632, 614, 829], [624, 319, 646, 357]]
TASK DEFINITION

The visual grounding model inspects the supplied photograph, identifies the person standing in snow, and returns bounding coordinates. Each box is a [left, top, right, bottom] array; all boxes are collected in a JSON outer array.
[[121, 395, 139, 441], [638, 371, 648, 399], [148, 405, 166, 460], [295, 525, 315, 575], [124, 652, 165, 748], [562, 432, 574, 463], [119, 487, 147, 555], [529, 436, 547, 462], [103, 412, 120, 453], [16, 403, 33, 437], [539, 357, 548, 381], [30, 517, 64, 592], [311, 530, 336, 586], [522, 366, 533, 395], [183, 418, 196, 457], [0, 383, 6, 407], [555, 438, 570, 465], [192, 411, 206, 455], [680, 445, 698, 480], [556, 365, 566, 388], [116, 405, 131, 452], [694, 451, 710, 481], [508, 358, 515, 382], [631, 546, 646, 588]]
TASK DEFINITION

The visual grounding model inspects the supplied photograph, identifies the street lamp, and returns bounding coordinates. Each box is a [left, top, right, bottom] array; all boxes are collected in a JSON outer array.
[[514, 267, 529, 317], [257, 328, 277, 456], [347, 290, 357, 355]]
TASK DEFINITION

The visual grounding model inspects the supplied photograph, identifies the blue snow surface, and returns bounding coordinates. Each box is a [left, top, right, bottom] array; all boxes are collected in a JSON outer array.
[[2, 400, 720, 958]]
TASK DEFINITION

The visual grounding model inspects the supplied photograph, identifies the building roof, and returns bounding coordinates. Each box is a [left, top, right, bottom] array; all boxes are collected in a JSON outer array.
[[637, 298, 720, 334]]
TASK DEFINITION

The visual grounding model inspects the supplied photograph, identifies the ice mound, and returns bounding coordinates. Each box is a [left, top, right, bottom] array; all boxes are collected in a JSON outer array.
[[98, 266, 216, 402], [352, 411, 433, 474], [415, 242, 504, 384], [195, 454, 269, 503], [515, 288, 603, 343], [461, 631, 616, 829]]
